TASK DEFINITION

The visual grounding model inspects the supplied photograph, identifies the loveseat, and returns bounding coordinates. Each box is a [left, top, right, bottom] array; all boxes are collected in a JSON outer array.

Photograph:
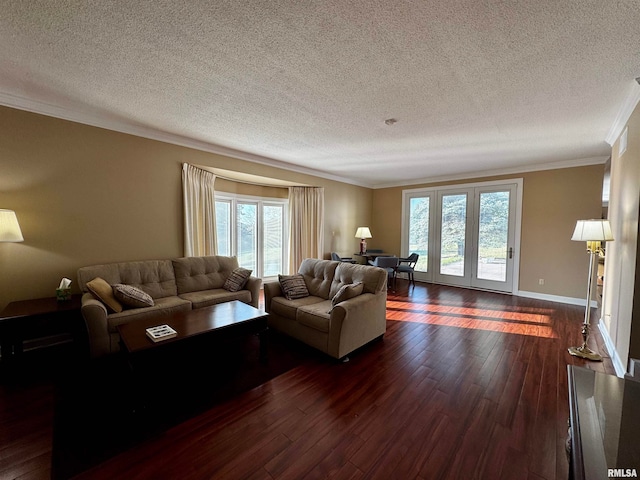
[[264, 258, 387, 360], [77, 256, 261, 358]]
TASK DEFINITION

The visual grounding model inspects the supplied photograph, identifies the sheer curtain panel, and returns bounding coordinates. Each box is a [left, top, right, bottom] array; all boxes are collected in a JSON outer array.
[[288, 186, 324, 272], [182, 163, 217, 257]]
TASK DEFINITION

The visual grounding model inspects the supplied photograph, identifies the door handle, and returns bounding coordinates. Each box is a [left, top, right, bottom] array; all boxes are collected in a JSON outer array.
[[509, 247, 513, 259]]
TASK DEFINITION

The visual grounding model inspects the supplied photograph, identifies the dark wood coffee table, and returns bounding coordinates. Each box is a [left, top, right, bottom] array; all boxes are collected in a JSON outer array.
[[117, 300, 268, 361]]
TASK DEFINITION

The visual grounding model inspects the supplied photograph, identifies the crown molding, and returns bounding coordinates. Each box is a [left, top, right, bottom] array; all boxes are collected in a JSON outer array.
[[605, 81, 640, 146], [371, 155, 609, 189], [0, 91, 613, 192], [0, 92, 371, 189]]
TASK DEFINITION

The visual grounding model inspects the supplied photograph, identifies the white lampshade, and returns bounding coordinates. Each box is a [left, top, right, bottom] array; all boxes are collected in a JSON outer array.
[[355, 227, 372, 239], [571, 219, 614, 242], [0, 209, 24, 242]]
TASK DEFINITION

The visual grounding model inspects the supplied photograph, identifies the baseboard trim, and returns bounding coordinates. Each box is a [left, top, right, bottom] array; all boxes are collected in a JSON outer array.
[[516, 290, 597, 307], [598, 321, 626, 378]]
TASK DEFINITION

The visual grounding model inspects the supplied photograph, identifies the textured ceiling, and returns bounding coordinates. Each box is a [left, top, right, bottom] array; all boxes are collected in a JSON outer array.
[[1, 0, 639, 187]]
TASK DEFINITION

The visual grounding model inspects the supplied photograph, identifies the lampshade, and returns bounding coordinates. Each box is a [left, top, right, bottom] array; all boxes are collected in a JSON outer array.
[[0, 209, 24, 242], [355, 227, 372, 239], [571, 219, 614, 242]]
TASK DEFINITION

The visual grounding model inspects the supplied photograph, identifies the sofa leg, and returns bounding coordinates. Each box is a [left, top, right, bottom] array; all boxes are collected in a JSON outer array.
[[341, 355, 350, 363]]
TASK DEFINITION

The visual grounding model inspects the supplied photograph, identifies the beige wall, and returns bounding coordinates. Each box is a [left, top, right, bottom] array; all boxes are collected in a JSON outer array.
[[0, 102, 611, 315], [0, 106, 372, 309], [372, 165, 604, 299], [602, 102, 640, 370]]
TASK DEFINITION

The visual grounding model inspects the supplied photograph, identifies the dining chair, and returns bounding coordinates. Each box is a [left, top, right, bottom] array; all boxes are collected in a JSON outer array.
[[397, 253, 419, 286], [331, 252, 356, 263], [370, 256, 399, 290]]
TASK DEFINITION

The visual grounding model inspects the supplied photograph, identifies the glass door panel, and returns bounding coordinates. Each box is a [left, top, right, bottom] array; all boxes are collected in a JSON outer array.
[[408, 196, 430, 273], [477, 191, 509, 281], [439, 193, 468, 277]]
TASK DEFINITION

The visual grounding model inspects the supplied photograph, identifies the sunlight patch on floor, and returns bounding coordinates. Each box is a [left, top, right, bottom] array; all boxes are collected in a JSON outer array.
[[386, 300, 557, 339]]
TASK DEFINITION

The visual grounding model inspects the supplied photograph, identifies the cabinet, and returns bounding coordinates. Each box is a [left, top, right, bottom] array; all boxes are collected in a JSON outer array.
[[568, 365, 640, 479], [0, 295, 84, 361]]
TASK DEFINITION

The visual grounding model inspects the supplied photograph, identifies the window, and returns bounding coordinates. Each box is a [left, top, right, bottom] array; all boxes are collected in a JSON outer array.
[[215, 194, 288, 279]]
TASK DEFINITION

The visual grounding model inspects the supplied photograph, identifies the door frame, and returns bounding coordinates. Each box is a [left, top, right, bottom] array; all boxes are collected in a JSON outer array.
[[469, 184, 518, 292], [401, 178, 523, 294]]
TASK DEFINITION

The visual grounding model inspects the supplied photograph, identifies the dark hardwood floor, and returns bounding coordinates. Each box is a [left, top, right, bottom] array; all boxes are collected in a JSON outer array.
[[0, 281, 614, 480]]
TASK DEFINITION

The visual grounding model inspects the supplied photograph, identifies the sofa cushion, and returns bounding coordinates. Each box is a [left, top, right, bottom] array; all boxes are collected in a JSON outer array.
[[298, 259, 338, 299], [173, 256, 240, 294], [86, 277, 123, 313], [178, 289, 251, 309], [78, 260, 178, 299], [223, 267, 252, 292], [331, 262, 387, 297], [270, 295, 326, 319], [279, 274, 309, 300], [107, 296, 192, 333], [330, 282, 364, 311], [297, 301, 332, 333], [113, 284, 155, 308]]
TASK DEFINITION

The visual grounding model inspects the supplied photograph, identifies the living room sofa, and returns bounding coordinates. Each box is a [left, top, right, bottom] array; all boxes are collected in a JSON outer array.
[[77, 256, 261, 358], [264, 258, 388, 360]]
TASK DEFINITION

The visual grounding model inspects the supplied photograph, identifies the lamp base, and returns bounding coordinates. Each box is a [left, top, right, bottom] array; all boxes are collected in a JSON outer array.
[[359, 239, 367, 255], [568, 345, 602, 362]]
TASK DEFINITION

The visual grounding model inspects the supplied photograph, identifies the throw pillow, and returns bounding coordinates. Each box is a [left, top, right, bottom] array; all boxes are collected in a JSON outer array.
[[86, 277, 123, 313], [278, 274, 309, 300], [113, 284, 154, 308], [330, 282, 364, 312], [223, 267, 252, 292]]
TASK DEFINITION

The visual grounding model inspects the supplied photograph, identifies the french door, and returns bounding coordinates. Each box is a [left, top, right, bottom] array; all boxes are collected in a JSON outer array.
[[402, 180, 521, 293]]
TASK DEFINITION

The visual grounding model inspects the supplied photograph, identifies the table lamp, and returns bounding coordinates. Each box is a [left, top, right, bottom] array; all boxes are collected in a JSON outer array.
[[0, 209, 24, 243], [355, 227, 372, 255], [568, 219, 613, 361]]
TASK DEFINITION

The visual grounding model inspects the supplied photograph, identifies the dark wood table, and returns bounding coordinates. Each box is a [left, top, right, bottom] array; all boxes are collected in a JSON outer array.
[[0, 294, 83, 361], [567, 365, 640, 480], [353, 252, 394, 264], [117, 300, 268, 360]]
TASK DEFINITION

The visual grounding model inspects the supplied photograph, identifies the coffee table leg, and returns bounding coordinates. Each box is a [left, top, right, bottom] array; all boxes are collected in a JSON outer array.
[[119, 340, 147, 414], [259, 326, 268, 363]]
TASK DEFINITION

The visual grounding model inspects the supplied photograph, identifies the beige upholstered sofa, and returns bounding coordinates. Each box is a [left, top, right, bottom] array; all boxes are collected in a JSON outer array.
[[264, 258, 388, 360], [77, 256, 261, 358]]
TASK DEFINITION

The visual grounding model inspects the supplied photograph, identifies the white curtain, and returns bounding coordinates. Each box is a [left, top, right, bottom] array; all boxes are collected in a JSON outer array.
[[182, 163, 217, 257], [288, 186, 324, 272]]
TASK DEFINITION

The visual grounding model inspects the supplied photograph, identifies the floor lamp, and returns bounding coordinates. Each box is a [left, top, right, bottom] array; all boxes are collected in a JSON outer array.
[[568, 219, 613, 361]]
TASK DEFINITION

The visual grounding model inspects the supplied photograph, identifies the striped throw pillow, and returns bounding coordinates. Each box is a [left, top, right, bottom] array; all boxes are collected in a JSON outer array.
[[223, 267, 252, 292], [278, 274, 309, 300]]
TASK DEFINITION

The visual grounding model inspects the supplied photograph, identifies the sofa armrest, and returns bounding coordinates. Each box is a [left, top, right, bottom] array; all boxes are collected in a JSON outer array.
[[245, 276, 262, 308], [80, 292, 110, 358], [327, 291, 387, 359], [263, 281, 283, 313]]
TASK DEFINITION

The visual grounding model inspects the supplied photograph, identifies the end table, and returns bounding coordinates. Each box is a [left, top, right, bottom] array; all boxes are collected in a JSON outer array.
[[0, 294, 84, 361]]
